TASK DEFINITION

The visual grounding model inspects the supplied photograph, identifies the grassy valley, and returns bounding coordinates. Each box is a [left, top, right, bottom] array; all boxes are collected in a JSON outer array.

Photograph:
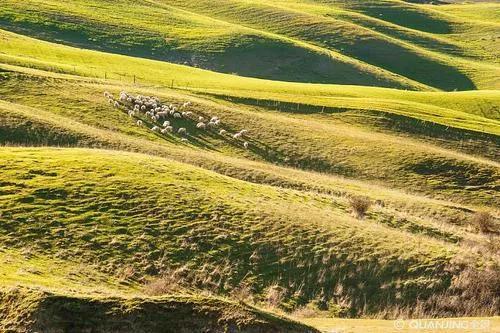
[[0, 0, 498, 332]]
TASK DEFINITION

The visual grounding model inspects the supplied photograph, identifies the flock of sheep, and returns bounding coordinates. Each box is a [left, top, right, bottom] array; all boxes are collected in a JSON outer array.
[[104, 91, 250, 148]]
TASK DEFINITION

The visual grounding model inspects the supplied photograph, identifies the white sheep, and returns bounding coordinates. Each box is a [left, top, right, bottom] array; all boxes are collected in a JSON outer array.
[[181, 138, 189, 142], [178, 127, 187, 135], [114, 101, 120, 108], [185, 111, 193, 117], [151, 126, 160, 132], [196, 122, 206, 129], [243, 142, 249, 149], [128, 110, 135, 117], [210, 116, 219, 123], [239, 129, 248, 135], [165, 126, 173, 132], [219, 129, 227, 135], [127, 97, 133, 103], [198, 116, 204, 122], [163, 121, 170, 127], [207, 121, 217, 128], [233, 132, 242, 139], [136, 120, 143, 126], [173, 113, 182, 119]]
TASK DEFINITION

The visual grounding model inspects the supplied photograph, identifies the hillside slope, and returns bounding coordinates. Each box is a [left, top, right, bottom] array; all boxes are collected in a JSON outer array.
[[0, 287, 317, 333], [0, 0, 498, 329], [0, 0, 499, 90], [0, 147, 497, 319]]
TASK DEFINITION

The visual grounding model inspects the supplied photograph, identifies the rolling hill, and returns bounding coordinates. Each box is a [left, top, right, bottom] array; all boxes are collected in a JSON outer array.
[[0, 0, 499, 332]]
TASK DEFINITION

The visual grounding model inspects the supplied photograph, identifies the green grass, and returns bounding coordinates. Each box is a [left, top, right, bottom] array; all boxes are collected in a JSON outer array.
[[0, 69, 498, 207], [1, 0, 499, 90], [0, 148, 458, 310], [0, 0, 498, 329], [0, 287, 318, 333], [0, 147, 497, 318]]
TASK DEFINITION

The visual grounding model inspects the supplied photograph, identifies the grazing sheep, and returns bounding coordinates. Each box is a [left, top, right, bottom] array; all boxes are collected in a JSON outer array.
[[127, 97, 133, 103], [136, 120, 143, 126], [185, 111, 193, 117], [128, 110, 135, 117], [239, 129, 248, 135], [243, 142, 249, 149], [219, 129, 227, 135], [233, 132, 242, 139], [160, 128, 168, 134], [174, 113, 182, 119], [163, 121, 170, 127], [165, 126, 173, 132], [114, 101, 120, 108], [210, 116, 219, 123], [198, 116, 204, 122], [207, 121, 217, 128], [196, 122, 206, 129], [169, 110, 175, 116], [181, 138, 189, 142], [178, 127, 187, 135], [104, 91, 111, 98], [182, 101, 191, 108], [151, 126, 160, 132]]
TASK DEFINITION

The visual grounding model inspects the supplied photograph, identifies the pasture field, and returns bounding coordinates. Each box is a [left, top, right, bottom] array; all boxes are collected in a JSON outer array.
[[0, 0, 498, 332]]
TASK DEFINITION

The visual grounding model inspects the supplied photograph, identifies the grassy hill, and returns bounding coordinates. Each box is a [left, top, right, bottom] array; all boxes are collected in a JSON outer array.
[[0, 0, 499, 90], [0, 0, 498, 331]]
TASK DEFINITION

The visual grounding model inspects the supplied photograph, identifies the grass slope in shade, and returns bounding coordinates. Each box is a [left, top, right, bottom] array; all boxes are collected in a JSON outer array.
[[0, 288, 318, 333]]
